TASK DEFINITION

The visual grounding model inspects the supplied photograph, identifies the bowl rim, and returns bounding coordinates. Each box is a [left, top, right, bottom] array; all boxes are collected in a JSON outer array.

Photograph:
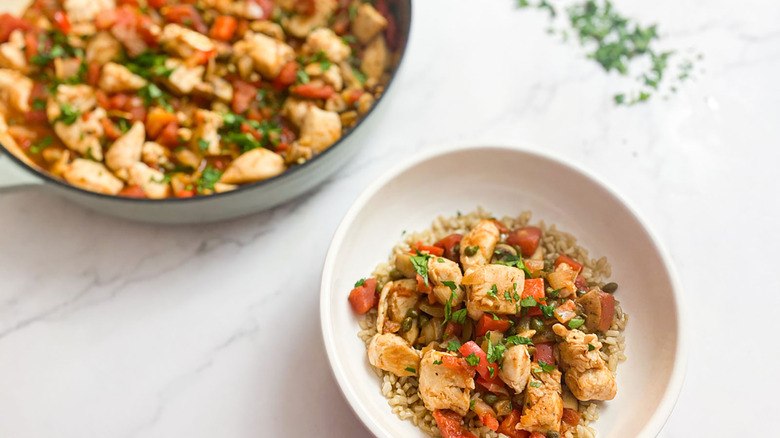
[[0, 0, 412, 203], [320, 142, 688, 438]]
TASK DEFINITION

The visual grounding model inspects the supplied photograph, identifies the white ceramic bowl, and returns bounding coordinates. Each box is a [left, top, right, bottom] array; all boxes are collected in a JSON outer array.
[[321, 144, 686, 438]]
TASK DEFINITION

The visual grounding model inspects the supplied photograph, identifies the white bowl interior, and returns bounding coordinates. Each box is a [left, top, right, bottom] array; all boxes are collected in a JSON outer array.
[[321, 145, 684, 438]]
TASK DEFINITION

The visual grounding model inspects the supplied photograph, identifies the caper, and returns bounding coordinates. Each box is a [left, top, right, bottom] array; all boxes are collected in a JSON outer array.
[[602, 282, 618, 294], [483, 394, 498, 405], [453, 243, 461, 255], [530, 318, 545, 333], [505, 325, 517, 337], [418, 314, 430, 327], [401, 316, 413, 332], [407, 308, 419, 318], [464, 245, 479, 256], [546, 432, 560, 438]]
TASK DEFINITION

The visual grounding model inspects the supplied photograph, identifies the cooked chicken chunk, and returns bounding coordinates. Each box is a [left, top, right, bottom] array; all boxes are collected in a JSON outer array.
[[298, 106, 341, 153], [126, 162, 170, 199], [219, 148, 286, 184], [552, 324, 617, 401], [304, 62, 343, 91], [105, 121, 145, 172], [46, 84, 97, 118], [361, 35, 389, 86], [54, 57, 84, 81], [367, 333, 420, 377], [141, 141, 168, 167], [499, 344, 531, 392], [547, 262, 579, 298], [191, 109, 223, 156], [0, 68, 33, 113], [98, 63, 147, 93], [462, 264, 525, 320], [302, 28, 350, 63], [460, 220, 501, 272], [283, 0, 337, 38], [234, 32, 295, 79], [53, 108, 106, 161], [427, 256, 464, 306], [352, 4, 388, 44], [64, 0, 115, 23], [86, 31, 122, 65], [63, 159, 123, 195], [376, 278, 419, 334], [519, 366, 563, 434], [0, 30, 28, 72], [159, 24, 216, 59], [164, 59, 206, 95], [418, 350, 475, 416], [281, 97, 315, 127]]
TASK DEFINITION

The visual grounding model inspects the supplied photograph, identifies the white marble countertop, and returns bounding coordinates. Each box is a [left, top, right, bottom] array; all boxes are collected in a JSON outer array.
[[2, 0, 779, 436]]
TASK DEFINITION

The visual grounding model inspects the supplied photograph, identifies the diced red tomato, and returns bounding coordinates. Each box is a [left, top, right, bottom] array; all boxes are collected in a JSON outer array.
[[348, 278, 378, 314], [416, 273, 432, 295], [24, 32, 39, 61], [109, 93, 129, 110], [209, 15, 237, 40], [497, 409, 530, 438], [240, 122, 262, 140], [126, 96, 147, 122], [491, 220, 510, 234], [475, 314, 512, 337], [100, 118, 122, 141], [444, 321, 462, 338], [345, 89, 364, 106], [147, 0, 169, 8], [562, 408, 581, 426], [440, 355, 475, 377], [476, 375, 508, 395], [530, 433, 546, 438], [146, 107, 178, 139], [136, 14, 159, 46], [533, 342, 554, 365], [554, 254, 584, 274], [86, 62, 101, 87], [52, 10, 70, 34], [432, 410, 477, 438], [95, 90, 110, 109], [118, 185, 147, 198], [156, 121, 180, 147], [415, 241, 444, 257], [162, 5, 207, 33], [506, 226, 542, 257], [0, 14, 32, 43], [175, 189, 196, 198], [232, 80, 257, 114], [458, 341, 496, 380], [597, 290, 615, 331], [24, 110, 47, 124], [522, 278, 545, 303], [433, 233, 463, 261], [117, 0, 141, 6], [290, 83, 334, 99], [575, 275, 587, 291], [272, 61, 298, 89], [471, 399, 499, 431]]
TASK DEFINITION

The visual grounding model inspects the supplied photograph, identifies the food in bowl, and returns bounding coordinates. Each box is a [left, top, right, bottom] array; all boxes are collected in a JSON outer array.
[[348, 209, 628, 438], [0, 0, 400, 198]]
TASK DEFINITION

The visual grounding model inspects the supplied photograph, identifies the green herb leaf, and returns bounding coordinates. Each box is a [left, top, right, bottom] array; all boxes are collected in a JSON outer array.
[[447, 340, 462, 351], [465, 352, 480, 366], [197, 138, 210, 151], [537, 360, 555, 372], [529, 381, 541, 388], [506, 335, 534, 346], [433, 359, 443, 365], [520, 296, 537, 307], [195, 167, 222, 193], [295, 69, 310, 84], [354, 278, 366, 288], [451, 308, 467, 324], [486, 338, 506, 364], [568, 318, 585, 329], [488, 284, 498, 297], [588, 343, 595, 351], [442, 280, 457, 291], [55, 103, 80, 125], [404, 367, 416, 373], [539, 302, 556, 318], [410, 253, 430, 286]]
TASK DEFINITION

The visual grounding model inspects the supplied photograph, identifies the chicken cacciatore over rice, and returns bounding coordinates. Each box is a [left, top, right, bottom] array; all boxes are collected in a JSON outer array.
[[349, 210, 628, 438], [0, 0, 400, 198]]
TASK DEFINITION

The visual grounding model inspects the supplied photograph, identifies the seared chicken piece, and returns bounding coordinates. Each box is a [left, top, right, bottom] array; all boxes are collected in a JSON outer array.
[[46, 84, 97, 117], [191, 109, 223, 156], [126, 162, 170, 199], [352, 4, 388, 44], [219, 148, 286, 184], [427, 256, 464, 306], [63, 159, 123, 195], [367, 333, 420, 377], [283, 0, 337, 38], [462, 264, 525, 320], [64, 0, 115, 23], [499, 344, 532, 392], [302, 28, 350, 63], [547, 262, 579, 298], [418, 350, 475, 416], [105, 121, 145, 172], [234, 32, 295, 79], [52, 109, 106, 161], [376, 279, 420, 334], [304, 62, 343, 91], [281, 97, 315, 127], [98, 63, 147, 93], [0, 30, 28, 73], [0, 68, 33, 113], [141, 141, 169, 168], [164, 59, 206, 95], [86, 31, 121, 65], [553, 324, 617, 401], [298, 106, 342, 153], [519, 365, 563, 434], [360, 35, 389, 87], [460, 220, 501, 272], [159, 24, 216, 59]]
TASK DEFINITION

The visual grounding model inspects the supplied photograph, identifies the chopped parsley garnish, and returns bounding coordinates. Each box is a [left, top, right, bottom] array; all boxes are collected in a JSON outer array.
[[588, 343, 596, 351], [404, 367, 416, 373], [197, 138, 210, 151], [537, 360, 556, 372], [354, 278, 366, 287], [295, 69, 310, 84], [464, 245, 480, 256], [529, 381, 542, 388], [433, 359, 443, 365], [451, 308, 467, 324], [447, 340, 462, 351], [469, 399, 476, 410], [465, 352, 480, 366], [506, 335, 534, 346], [139, 83, 172, 112], [486, 338, 506, 364], [125, 51, 175, 79], [437, 257, 445, 263], [487, 284, 498, 298], [410, 253, 431, 286], [195, 167, 222, 193], [29, 136, 53, 154], [548, 288, 561, 298], [495, 255, 533, 277], [539, 302, 556, 318], [442, 280, 457, 291], [32, 98, 47, 111], [568, 318, 585, 329], [55, 103, 80, 125], [520, 296, 537, 307], [504, 291, 512, 301]]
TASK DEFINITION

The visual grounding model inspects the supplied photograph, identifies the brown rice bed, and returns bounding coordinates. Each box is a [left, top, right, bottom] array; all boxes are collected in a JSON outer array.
[[357, 208, 628, 438]]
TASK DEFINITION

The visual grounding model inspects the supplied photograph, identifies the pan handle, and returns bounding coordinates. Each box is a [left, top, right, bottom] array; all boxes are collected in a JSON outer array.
[[0, 151, 44, 193]]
